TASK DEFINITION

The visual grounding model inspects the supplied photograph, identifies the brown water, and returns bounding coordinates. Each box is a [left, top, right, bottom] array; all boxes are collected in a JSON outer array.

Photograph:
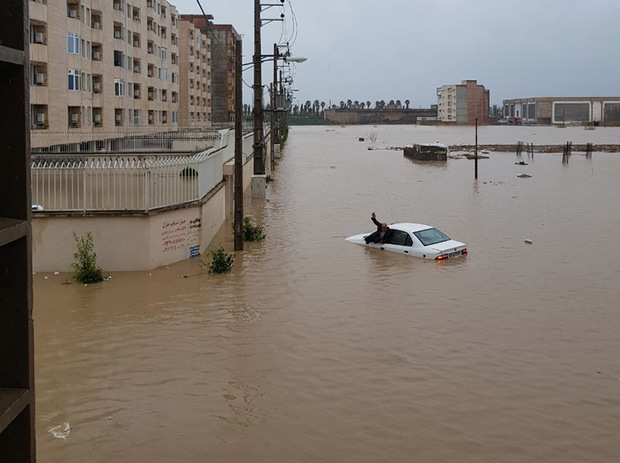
[[35, 126, 620, 462]]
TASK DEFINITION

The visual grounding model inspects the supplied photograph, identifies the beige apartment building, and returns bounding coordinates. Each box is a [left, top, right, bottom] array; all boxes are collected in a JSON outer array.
[[28, 0, 192, 148], [437, 79, 492, 125], [178, 20, 211, 125]]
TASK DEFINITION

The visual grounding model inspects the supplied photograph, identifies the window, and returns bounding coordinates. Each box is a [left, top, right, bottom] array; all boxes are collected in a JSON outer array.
[[114, 79, 124, 96], [161, 47, 166, 60], [67, 69, 81, 90], [160, 68, 167, 80], [385, 230, 412, 247], [171, 72, 177, 83], [414, 228, 450, 247], [133, 109, 141, 125], [67, 33, 82, 54], [114, 50, 124, 67]]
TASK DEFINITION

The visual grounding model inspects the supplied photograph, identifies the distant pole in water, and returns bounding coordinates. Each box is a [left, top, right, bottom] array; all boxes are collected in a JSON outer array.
[[474, 118, 478, 180]]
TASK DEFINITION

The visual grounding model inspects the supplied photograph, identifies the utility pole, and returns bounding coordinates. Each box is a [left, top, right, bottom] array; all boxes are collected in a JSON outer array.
[[252, 0, 265, 175], [271, 43, 278, 172], [234, 38, 244, 251], [474, 118, 478, 180]]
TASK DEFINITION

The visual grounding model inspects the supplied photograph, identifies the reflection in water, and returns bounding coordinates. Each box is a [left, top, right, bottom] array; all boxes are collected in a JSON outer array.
[[35, 126, 620, 463]]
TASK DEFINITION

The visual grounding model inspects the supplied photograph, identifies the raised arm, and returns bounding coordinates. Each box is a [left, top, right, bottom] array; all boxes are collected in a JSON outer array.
[[371, 212, 381, 227]]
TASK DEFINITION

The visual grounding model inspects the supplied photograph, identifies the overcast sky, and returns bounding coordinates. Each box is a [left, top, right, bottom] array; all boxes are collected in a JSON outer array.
[[171, 0, 620, 108]]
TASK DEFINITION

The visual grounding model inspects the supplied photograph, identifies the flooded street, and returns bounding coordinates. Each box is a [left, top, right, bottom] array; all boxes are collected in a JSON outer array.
[[35, 125, 620, 462]]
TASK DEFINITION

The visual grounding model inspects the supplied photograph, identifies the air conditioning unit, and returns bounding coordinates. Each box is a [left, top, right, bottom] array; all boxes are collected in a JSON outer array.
[[93, 51, 100, 60], [68, 9, 77, 18], [115, 114, 122, 123], [34, 73, 44, 85], [134, 65, 139, 72], [70, 113, 79, 124], [92, 21, 100, 29], [114, 30, 121, 39], [94, 114, 101, 123], [36, 113, 45, 124], [147, 47, 153, 54], [134, 15, 139, 21], [134, 40, 139, 47], [93, 82, 100, 92], [34, 32, 43, 43]]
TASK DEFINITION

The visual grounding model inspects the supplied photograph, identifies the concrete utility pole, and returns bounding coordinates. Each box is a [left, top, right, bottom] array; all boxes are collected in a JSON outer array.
[[270, 43, 278, 172], [252, 0, 265, 175], [234, 38, 244, 251]]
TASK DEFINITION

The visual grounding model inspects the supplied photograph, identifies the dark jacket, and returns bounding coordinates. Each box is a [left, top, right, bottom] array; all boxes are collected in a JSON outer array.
[[365, 216, 395, 244]]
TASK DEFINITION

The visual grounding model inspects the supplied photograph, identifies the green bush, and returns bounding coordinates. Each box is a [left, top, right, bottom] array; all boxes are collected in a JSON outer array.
[[72, 232, 104, 284], [209, 246, 234, 273], [243, 216, 265, 242]]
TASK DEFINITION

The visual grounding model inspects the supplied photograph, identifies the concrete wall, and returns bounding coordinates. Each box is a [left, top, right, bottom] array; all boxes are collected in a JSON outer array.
[[324, 108, 437, 125], [32, 132, 257, 272]]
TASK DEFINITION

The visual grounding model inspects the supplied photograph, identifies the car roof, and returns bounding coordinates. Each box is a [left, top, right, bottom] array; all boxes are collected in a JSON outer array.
[[389, 223, 434, 233]]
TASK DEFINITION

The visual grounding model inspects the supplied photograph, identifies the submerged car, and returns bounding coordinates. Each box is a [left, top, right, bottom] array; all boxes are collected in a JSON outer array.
[[346, 223, 467, 260]]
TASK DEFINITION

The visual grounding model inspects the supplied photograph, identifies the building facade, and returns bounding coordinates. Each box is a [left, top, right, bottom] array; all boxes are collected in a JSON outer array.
[[437, 79, 491, 125], [29, 0, 187, 148], [502, 97, 620, 125], [178, 19, 211, 125], [181, 15, 240, 123]]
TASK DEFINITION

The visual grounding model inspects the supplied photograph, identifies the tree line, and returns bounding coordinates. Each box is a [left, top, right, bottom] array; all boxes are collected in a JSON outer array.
[[241, 99, 418, 119]]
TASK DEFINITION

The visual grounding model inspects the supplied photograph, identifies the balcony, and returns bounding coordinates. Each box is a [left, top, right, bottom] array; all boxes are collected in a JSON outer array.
[[29, 43, 48, 63], [29, 1, 47, 22], [30, 85, 48, 105]]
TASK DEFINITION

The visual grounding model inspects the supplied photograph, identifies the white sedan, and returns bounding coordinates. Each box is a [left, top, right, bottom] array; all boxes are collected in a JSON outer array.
[[346, 223, 467, 260]]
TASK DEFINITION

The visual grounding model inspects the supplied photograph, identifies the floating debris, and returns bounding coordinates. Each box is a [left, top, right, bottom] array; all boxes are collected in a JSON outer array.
[[49, 422, 71, 439], [525, 239, 533, 244], [517, 174, 532, 178]]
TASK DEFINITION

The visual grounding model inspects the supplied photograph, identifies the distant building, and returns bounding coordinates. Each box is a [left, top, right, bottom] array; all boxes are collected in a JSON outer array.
[[502, 97, 620, 125], [182, 15, 241, 123], [178, 20, 211, 125], [437, 80, 492, 125]]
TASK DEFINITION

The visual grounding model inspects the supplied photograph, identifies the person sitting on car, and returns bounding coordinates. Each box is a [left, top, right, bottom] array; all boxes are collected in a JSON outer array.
[[364, 212, 395, 244]]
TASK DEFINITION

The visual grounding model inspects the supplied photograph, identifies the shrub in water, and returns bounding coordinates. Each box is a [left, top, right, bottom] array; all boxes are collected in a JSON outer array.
[[72, 232, 104, 284], [209, 246, 234, 273], [243, 216, 265, 242]]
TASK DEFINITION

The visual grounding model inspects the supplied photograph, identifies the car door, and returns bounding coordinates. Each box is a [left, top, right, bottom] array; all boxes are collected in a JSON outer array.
[[383, 230, 414, 255]]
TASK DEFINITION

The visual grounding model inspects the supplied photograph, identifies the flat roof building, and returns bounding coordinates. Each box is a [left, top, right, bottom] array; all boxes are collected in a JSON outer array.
[[503, 97, 620, 125], [181, 16, 241, 123], [437, 80, 492, 125]]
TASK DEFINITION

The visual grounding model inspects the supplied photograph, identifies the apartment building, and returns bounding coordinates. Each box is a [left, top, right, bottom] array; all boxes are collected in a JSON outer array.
[[437, 79, 491, 125], [29, 0, 181, 148], [181, 15, 240, 123], [178, 20, 211, 125]]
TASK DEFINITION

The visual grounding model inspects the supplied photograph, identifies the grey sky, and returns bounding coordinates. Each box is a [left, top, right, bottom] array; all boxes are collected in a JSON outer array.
[[172, 0, 620, 108]]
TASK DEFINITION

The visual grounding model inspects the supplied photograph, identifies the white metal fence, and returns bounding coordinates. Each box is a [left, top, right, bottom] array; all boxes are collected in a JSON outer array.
[[31, 129, 242, 213]]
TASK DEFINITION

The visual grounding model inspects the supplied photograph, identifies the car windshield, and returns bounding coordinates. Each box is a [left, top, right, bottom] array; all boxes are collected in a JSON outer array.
[[414, 228, 450, 246]]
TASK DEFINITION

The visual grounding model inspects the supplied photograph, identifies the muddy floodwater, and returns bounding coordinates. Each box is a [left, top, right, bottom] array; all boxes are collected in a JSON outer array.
[[35, 125, 620, 462]]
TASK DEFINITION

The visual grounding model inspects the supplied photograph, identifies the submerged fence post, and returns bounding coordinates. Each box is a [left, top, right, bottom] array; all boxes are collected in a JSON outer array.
[[516, 141, 523, 157]]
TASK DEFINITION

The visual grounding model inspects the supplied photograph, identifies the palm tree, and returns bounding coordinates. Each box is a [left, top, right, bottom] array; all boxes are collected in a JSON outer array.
[[396, 100, 402, 109], [339, 101, 345, 109], [367, 101, 372, 110], [346, 99, 352, 109], [388, 100, 395, 109], [320, 101, 326, 115], [405, 99, 410, 109]]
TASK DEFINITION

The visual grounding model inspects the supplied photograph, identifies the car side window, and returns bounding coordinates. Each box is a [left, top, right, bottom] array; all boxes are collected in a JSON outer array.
[[387, 230, 410, 246]]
